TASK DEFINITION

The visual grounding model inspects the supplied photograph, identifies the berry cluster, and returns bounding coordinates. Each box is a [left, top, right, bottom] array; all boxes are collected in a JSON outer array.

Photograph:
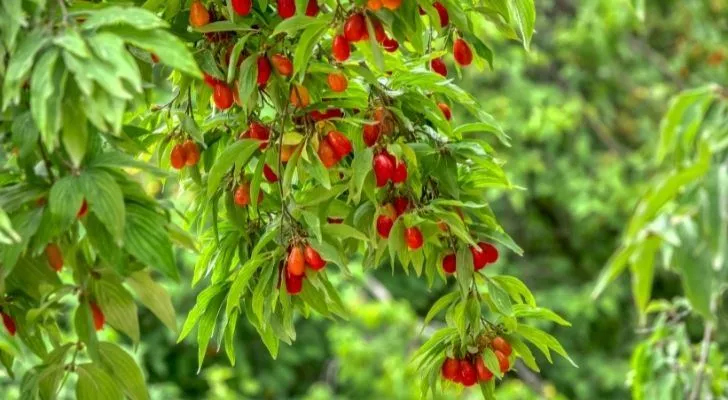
[[170, 140, 201, 170], [280, 245, 327, 294], [441, 336, 512, 387]]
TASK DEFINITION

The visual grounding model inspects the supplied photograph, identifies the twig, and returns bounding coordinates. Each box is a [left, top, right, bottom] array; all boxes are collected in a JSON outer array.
[[38, 138, 56, 182], [688, 296, 717, 400]]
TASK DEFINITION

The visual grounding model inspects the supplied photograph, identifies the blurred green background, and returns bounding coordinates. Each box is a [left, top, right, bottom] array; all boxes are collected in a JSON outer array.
[[5, 0, 726, 398]]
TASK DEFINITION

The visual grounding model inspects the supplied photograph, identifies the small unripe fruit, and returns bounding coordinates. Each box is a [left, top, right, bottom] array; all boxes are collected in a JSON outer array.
[[257, 56, 272, 87], [431, 57, 447, 77], [475, 355, 493, 382], [0, 312, 15, 336], [459, 360, 477, 386], [183, 140, 200, 166], [318, 140, 338, 168], [492, 336, 512, 356], [271, 54, 293, 76], [433, 2, 449, 27], [362, 122, 381, 147], [441, 357, 459, 381], [285, 270, 303, 294], [304, 246, 326, 270], [151, 53, 160, 63], [287, 246, 305, 276], [453, 39, 473, 66], [189, 1, 210, 27], [438, 103, 452, 120], [263, 164, 278, 183], [376, 215, 394, 238], [325, 131, 352, 159], [404, 227, 423, 250], [393, 196, 409, 216], [373, 152, 395, 187], [281, 144, 295, 163], [213, 82, 234, 110], [392, 162, 407, 184], [90, 302, 105, 331], [382, 37, 399, 52], [442, 253, 456, 274], [344, 14, 367, 42], [290, 84, 311, 108], [277, 0, 296, 19], [332, 35, 351, 62], [381, 0, 401, 10], [327, 72, 348, 92], [77, 199, 88, 218], [305, 0, 319, 16], [170, 144, 186, 169], [232, 0, 252, 16], [495, 350, 509, 373], [45, 243, 63, 272]]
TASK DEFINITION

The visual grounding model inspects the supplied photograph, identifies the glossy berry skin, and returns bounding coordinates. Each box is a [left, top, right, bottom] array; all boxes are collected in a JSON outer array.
[[453, 38, 473, 66], [382, 37, 399, 52], [183, 140, 200, 166], [263, 164, 278, 183], [0, 312, 15, 336], [245, 122, 270, 149], [45, 243, 63, 272], [404, 227, 423, 250], [492, 336, 512, 356], [471, 243, 488, 270], [376, 215, 394, 238], [393, 196, 409, 216], [232, 0, 252, 16], [431, 57, 447, 77], [441, 357, 460, 381], [281, 145, 296, 162], [318, 140, 338, 168], [271, 54, 293, 76], [234, 183, 251, 206], [290, 84, 310, 108], [326, 131, 352, 159], [304, 245, 326, 270], [475, 355, 493, 382], [495, 350, 510, 373], [311, 108, 344, 121], [459, 360, 478, 386], [257, 56, 272, 86], [373, 152, 395, 187], [305, 0, 319, 16], [442, 253, 456, 274], [77, 199, 88, 218], [213, 82, 234, 110], [285, 270, 303, 294], [90, 302, 104, 331], [203, 73, 218, 88], [433, 2, 449, 27], [170, 144, 186, 169], [277, 0, 296, 19], [287, 246, 305, 276], [344, 14, 366, 42], [482, 242, 499, 264], [362, 122, 381, 147], [332, 35, 351, 62], [438, 103, 452, 120], [327, 72, 348, 92], [189, 1, 210, 27], [392, 162, 407, 184], [372, 19, 386, 43]]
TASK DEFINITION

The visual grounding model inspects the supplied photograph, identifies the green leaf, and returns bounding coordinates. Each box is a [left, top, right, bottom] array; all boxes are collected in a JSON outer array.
[[61, 97, 88, 168], [30, 48, 64, 148], [507, 0, 536, 50], [293, 22, 329, 79], [656, 85, 717, 163], [126, 270, 177, 333], [423, 291, 458, 328], [178, 284, 225, 342], [236, 55, 258, 109], [76, 363, 124, 400], [123, 204, 178, 280], [81, 7, 168, 30], [53, 29, 91, 58], [196, 292, 224, 372], [322, 223, 369, 242], [49, 175, 85, 229], [487, 278, 513, 315], [98, 342, 149, 400], [348, 147, 373, 203], [483, 348, 503, 378], [81, 169, 126, 243], [508, 335, 539, 372], [517, 325, 577, 367], [93, 274, 140, 342], [225, 255, 267, 317], [272, 15, 331, 36], [2, 29, 49, 110], [492, 275, 536, 306], [207, 139, 260, 198], [630, 235, 661, 321], [512, 305, 570, 326], [592, 244, 635, 299]]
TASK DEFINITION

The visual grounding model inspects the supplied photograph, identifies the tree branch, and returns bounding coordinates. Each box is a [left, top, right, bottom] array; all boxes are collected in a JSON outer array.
[[688, 297, 717, 400]]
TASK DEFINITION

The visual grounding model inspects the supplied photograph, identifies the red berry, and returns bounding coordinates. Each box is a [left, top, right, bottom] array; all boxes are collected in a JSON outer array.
[[90, 302, 104, 331], [492, 336, 512, 356], [318, 140, 338, 168], [287, 246, 305, 276], [277, 0, 296, 19], [213, 82, 234, 110], [373, 152, 395, 187], [257, 56, 272, 87], [271, 54, 293, 76], [77, 199, 88, 218], [170, 144, 186, 169], [304, 245, 326, 270], [453, 38, 473, 66], [305, 0, 319, 16], [232, 0, 252, 16], [392, 162, 407, 184], [442, 253, 456, 274], [0, 312, 15, 336], [431, 57, 447, 77], [332, 35, 351, 62], [325, 131, 353, 159], [495, 350, 510, 373], [372, 18, 386, 43], [482, 242, 499, 264], [475, 355, 493, 382], [438, 103, 452, 120], [376, 215, 394, 238], [327, 72, 348, 92], [45, 243, 64, 272], [471, 243, 488, 270], [344, 13, 366, 42], [362, 122, 381, 147], [234, 182, 251, 206], [263, 164, 278, 183], [404, 227, 423, 250], [393, 196, 409, 216], [382, 37, 399, 52], [203, 73, 218, 88], [244, 122, 270, 149], [459, 360, 477, 386], [433, 2, 449, 27], [183, 140, 200, 166], [441, 357, 460, 381], [285, 270, 303, 294]]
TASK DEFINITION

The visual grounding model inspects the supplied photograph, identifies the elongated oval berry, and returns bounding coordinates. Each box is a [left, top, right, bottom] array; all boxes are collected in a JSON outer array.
[[263, 164, 278, 183], [1, 311, 15, 336], [492, 336, 512, 356], [373, 152, 395, 187], [287, 246, 305, 276], [326, 131, 352, 159], [277, 0, 296, 19], [318, 140, 338, 168], [495, 350, 510, 373], [438, 103, 452, 120], [441, 357, 460, 381], [475, 355, 493, 382], [362, 122, 381, 147], [393, 196, 409, 216], [453, 38, 473, 66], [332, 35, 351, 62], [392, 162, 407, 184], [203, 73, 218, 88], [382, 37, 399, 52], [170, 144, 186, 169], [381, 0, 401, 10], [376, 215, 394, 238], [183, 140, 200, 166], [232, 0, 252, 16], [327, 72, 348, 92], [271, 54, 293, 76], [442, 253, 456, 274], [431, 57, 447, 77], [460, 360, 477, 386], [305, 0, 319, 16], [372, 18, 386, 43], [304, 245, 326, 270], [433, 2, 449, 27], [45, 243, 63, 272], [290, 84, 311, 108], [404, 227, 423, 250], [344, 13, 366, 42], [257, 56, 272, 86], [213, 82, 234, 110], [189, 1, 210, 27], [90, 302, 105, 331], [471, 244, 488, 270], [77, 199, 88, 218], [234, 182, 252, 206], [243, 121, 270, 149], [285, 270, 303, 294]]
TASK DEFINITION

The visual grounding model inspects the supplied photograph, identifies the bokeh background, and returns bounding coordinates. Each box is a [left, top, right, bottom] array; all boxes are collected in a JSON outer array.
[[3, 0, 727, 398]]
